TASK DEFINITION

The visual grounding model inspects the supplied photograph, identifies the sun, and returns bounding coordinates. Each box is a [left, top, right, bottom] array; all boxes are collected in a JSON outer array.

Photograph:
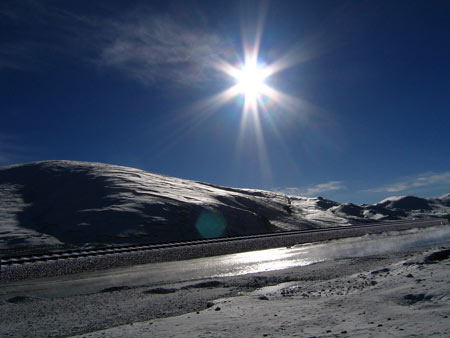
[[186, 8, 309, 184], [235, 60, 268, 101], [212, 56, 274, 116]]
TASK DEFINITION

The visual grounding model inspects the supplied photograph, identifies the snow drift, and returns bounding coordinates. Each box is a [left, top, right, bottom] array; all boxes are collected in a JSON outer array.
[[0, 161, 449, 249]]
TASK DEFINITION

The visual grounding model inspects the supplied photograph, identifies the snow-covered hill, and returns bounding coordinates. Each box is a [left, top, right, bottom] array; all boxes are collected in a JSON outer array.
[[0, 161, 449, 249]]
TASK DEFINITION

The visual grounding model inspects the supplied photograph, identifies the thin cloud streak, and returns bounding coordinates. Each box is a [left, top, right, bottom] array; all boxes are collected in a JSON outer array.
[[0, 41, 46, 71], [0, 1, 104, 71], [100, 15, 233, 85], [276, 181, 345, 197], [1, 1, 224, 84], [366, 171, 450, 193]]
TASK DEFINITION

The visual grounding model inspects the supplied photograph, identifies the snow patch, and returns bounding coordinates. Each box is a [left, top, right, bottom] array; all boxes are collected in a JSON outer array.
[[1, 161, 449, 249]]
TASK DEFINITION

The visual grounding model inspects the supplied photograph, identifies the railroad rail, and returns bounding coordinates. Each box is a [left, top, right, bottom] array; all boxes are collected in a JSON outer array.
[[1, 218, 447, 267]]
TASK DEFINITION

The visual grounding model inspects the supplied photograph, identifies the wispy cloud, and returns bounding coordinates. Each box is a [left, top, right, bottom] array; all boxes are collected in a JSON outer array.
[[366, 171, 450, 193], [0, 1, 101, 72], [0, 1, 41, 71], [1, 2, 234, 85], [276, 181, 345, 197], [100, 14, 232, 85], [0, 42, 42, 71]]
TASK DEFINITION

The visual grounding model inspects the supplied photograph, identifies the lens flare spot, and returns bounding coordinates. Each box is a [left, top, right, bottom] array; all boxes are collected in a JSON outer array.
[[195, 211, 227, 238]]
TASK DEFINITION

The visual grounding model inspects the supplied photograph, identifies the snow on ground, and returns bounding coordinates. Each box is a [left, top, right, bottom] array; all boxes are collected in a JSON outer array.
[[71, 246, 450, 338], [2, 229, 450, 338], [1, 160, 449, 249], [0, 183, 62, 247], [0, 161, 303, 249]]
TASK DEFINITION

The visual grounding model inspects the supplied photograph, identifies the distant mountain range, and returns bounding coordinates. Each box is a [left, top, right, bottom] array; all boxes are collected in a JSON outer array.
[[1, 161, 449, 249]]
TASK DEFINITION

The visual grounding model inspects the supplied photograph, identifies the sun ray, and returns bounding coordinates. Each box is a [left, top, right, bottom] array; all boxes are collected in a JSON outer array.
[[259, 84, 305, 114], [215, 59, 241, 79], [150, 84, 243, 158], [251, 104, 273, 182], [145, 2, 334, 189], [186, 84, 242, 123], [258, 101, 302, 175], [186, 3, 324, 185]]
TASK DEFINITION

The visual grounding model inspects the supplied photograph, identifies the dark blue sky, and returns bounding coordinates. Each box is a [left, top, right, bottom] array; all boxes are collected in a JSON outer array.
[[1, 0, 450, 204]]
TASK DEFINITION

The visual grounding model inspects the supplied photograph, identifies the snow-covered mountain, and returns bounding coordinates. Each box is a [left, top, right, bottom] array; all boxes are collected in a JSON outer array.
[[0, 161, 449, 249]]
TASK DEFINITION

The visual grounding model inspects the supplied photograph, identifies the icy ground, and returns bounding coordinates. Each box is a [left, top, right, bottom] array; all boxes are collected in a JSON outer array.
[[70, 245, 450, 338], [1, 160, 450, 249], [1, 228, 450, 338]]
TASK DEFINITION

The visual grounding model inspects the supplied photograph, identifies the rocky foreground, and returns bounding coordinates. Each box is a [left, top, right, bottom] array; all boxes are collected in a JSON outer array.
[[74, 245, 450, 338], [1, 240, 449, 337]]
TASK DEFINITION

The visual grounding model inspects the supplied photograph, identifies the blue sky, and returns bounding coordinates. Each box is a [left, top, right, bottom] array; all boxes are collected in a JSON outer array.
[[1, 0, 450, 204]]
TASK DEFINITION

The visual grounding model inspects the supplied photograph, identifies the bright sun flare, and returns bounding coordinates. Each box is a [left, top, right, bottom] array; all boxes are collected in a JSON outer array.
[[235, 61, 268, 100], [191, 7, 308, 183]]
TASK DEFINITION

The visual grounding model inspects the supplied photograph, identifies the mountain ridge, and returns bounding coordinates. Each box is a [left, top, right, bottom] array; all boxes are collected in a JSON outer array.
[[1, 160, 449, 249]]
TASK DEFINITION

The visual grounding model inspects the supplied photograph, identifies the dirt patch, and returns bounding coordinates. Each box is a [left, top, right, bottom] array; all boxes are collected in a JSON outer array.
[[424, 249, 450, 263], [143, 288, 178, 294], [403, 293, 433, 305], [99, 286, 131, 293], [6, 296, 39, 304], [182, 280, 224, 289], [371, 268, 390, 274]]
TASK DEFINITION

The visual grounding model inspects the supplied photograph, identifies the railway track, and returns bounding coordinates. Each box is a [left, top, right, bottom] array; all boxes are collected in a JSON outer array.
[[1, 218, 446, 267]]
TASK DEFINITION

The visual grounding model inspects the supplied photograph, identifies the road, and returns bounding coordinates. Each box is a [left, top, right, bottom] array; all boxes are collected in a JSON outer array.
[[1, 221, 450, 338], [1, 220, 449, 300], [1, 219, 445, 284]]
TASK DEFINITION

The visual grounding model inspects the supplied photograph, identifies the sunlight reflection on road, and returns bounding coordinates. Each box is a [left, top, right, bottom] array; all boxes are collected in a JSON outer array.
[[5, 226, 449, 300], [213, 225, 450, 277], [213, 247, 315, 277]]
